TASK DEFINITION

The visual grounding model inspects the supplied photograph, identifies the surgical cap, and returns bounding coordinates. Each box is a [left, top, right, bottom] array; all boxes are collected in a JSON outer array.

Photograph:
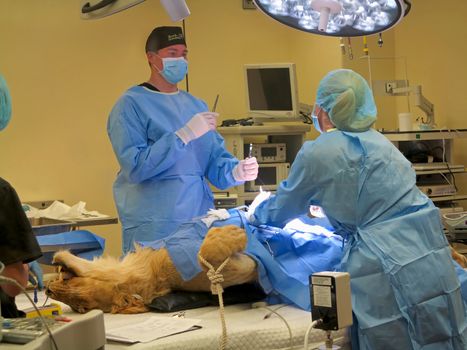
[[315, 69, 377, 132], [145, 26, 186, 53], [0, 74, 12, 131]]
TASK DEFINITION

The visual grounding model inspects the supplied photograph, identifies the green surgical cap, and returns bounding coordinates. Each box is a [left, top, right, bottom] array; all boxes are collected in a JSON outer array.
[[315, 69, 377, 132]]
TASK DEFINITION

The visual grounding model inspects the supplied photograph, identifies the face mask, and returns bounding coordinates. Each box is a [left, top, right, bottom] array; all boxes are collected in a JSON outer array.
[[156, 56, 188, 84], [0, 75, 12, 131], [312, 114, 322, 134]]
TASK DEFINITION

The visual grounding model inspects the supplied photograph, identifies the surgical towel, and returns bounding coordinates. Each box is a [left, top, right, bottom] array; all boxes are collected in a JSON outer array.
[[25, 200, 109, 221], [36, 230, 105, 265], [200, 208, 230, 228]]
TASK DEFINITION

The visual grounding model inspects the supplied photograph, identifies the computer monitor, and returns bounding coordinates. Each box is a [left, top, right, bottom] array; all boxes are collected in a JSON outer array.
[[244, 63, 300, 121]]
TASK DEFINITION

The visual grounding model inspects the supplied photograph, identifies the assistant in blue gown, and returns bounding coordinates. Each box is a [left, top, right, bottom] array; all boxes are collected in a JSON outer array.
[[251, 69, 467, 350]]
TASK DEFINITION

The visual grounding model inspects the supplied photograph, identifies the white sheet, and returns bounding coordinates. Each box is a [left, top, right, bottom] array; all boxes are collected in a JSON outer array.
[[105, 303, 349, 350], [16, 291, 350, 350]]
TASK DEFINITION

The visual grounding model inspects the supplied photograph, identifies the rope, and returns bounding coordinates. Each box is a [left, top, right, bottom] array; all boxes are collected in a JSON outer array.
[[198, 254, 231, 350]]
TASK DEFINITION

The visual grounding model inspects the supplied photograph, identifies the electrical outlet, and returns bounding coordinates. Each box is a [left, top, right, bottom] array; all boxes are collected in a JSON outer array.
[[310, 272, 353, 331], [243, 0, 257, 10], [385, 81, 397, 93]]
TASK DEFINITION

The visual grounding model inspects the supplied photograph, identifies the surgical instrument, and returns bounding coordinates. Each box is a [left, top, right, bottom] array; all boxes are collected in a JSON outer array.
[[212, 94, 220, 112]]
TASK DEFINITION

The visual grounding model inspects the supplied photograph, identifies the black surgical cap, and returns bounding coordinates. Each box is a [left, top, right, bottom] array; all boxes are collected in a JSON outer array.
[[145, 26, 186, 52]]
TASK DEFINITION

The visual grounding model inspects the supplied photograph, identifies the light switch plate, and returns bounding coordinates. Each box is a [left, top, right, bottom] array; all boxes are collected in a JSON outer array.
[[243, 0, 256, 10]]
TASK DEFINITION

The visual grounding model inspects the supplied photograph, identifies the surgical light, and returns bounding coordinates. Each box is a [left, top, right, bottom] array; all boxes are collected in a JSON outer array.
[[160, 0, 191, 22], [252, 0, 411, 37], [81, 0, 190, 21], [81, 0, 145, 19]]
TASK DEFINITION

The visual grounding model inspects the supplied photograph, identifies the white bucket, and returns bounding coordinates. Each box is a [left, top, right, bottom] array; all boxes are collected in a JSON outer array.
[[398, 112, 412, 131]]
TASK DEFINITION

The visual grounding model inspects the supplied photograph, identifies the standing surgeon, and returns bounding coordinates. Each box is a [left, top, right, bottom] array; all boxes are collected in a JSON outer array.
[[248, 69, 467, 349], [108, 27, 258, 253]]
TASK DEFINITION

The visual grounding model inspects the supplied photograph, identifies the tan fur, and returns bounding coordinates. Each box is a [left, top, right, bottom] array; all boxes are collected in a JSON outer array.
[[46, 225, 258, 314], [451, 246, 467, 268], [46, 224, 466, 314]]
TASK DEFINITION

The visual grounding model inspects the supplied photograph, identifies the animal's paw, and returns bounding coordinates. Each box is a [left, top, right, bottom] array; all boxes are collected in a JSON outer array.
[[199, 225, 247, 265], [52, 250, 90, 278], [52, 250, 74, 266]]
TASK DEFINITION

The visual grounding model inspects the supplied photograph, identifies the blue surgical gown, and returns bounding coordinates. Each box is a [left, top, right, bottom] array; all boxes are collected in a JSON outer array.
[[108, 86, 240, 253], [252, 129, 467, 350]]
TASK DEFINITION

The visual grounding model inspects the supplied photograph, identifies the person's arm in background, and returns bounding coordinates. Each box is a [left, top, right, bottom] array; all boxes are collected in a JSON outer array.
[[205, 132, 243, 189], [108, 96, 191, 183], [250, 142, 319, 227], [108, 96, 218, 184]]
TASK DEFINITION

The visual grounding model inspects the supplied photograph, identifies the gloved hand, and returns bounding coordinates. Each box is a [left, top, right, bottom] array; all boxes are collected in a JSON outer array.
[[28, 261, 44, 290], [246, 189, 271, 222], [176, 112, 218, 144], [232, 157, 259, 182]]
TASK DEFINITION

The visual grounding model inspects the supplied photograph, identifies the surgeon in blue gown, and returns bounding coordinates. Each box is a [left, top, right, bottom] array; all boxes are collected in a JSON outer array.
[[249, 69, 467, 349], [108, 27, 258, 253]]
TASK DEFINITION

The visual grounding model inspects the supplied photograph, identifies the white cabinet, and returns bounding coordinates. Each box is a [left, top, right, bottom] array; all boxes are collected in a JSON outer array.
[[382, 129, 467, 214], [218, 123, 311, 206], [218, 127, 467, 211]]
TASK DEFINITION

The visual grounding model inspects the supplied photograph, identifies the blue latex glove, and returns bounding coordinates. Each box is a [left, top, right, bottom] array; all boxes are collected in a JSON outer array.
[[28, 261, 44, 290]]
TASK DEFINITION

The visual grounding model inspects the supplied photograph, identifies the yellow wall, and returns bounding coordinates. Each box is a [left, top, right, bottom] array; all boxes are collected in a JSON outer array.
[[341, 31, 399, 131], [0, 1, 341, 257], [395, 0, 467, 167], [4, 1, 464, 258], [343, 1, 467, 202], [394, 0, 467, 130], [392, 0, 467, 199]]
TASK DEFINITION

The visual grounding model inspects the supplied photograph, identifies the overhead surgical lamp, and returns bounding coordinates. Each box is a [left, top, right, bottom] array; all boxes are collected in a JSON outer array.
[[80, 0, 190, 21], [160, 0, 191, 21], [252, 0, 411, 37]]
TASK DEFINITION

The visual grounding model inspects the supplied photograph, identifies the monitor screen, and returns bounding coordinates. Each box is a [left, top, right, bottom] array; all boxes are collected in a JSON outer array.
[[244, 63, 299, 120]]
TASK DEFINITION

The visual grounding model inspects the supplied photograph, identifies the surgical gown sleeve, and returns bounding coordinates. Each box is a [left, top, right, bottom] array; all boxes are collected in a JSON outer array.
[[108, 94, 195, 184], [205, 132, 241, 190], [251, 142, 319, 227]]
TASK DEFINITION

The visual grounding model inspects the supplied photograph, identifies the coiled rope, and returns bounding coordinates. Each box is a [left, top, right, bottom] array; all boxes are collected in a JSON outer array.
[[198, 255, 230, 350]]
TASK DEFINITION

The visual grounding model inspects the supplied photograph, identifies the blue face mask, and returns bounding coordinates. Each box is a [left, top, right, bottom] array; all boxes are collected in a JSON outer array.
[[312, 114, 322, 134], [0, 75, 12, 131], [157, 57, 188, 84]]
